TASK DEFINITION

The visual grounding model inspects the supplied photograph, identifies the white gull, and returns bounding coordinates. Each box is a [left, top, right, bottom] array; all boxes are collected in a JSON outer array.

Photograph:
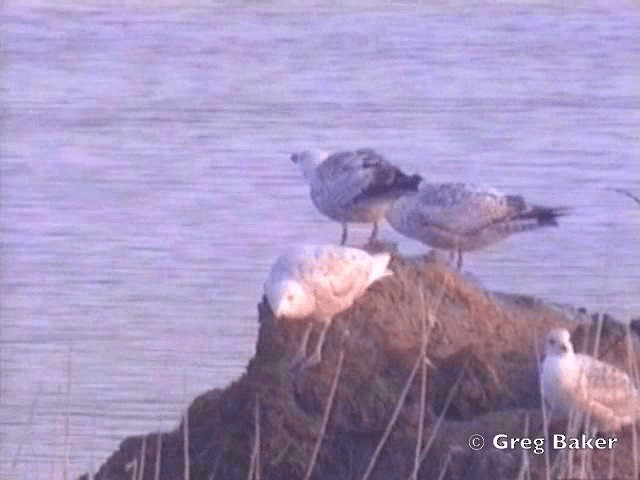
[[264, 244, 392, 369], [540, 328, 640, 432], [290, 148, 422, 245]]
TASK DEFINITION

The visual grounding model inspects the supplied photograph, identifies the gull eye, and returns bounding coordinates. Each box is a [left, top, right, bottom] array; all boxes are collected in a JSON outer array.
[[549, 338, 556, 346], [287, 294, 294, 302], [559, 344, 568, 353]]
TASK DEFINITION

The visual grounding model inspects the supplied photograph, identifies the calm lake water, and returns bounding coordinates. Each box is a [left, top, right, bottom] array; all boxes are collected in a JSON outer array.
[[1, 3, 639, 479]]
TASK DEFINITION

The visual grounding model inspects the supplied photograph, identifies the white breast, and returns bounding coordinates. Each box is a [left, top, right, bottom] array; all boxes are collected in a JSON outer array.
[[541, 355, 578, 417]]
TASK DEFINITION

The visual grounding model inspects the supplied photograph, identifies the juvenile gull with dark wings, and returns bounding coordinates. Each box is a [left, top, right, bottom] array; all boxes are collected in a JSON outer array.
[[385, 182, 567, 269], [291, 148, 422, 245]]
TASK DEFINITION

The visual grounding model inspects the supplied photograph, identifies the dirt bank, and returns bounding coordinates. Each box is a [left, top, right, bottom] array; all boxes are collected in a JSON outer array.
[[80, 253, 640, 480]]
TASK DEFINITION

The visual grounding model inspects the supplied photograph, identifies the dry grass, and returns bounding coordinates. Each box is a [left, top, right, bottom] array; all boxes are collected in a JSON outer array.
[[303, 349, 345, 480], [247, 396, 261, 480], [183, 409, 190, 480], [361, 278, 442, 480], [11, 383, 41, 469], [534, 335, 551, 480], [514, 413, 531, 480], [411, 371, 465, 477], [608, 188, 640, 207], [625, 327, 639, 480], [64, 342, 73, 480], [410, 355, 428, 480], [411, 280, 439, 480], [435, 449, 454, 480], [361, 345, 422, 480], [154, 432, 163, 480], [138, 436, 147, 480]]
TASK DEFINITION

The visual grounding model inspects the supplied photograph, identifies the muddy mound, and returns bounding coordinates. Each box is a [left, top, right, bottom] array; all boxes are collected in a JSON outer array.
[[81, 254, 640, 480]]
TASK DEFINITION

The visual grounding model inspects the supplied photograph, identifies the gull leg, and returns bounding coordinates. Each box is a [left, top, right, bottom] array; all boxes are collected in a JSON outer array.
[[291, 323, 313, 369], [340, 224, 348, 246], [301, 318, 332, 369], [456, 248, 463, 270], [367, 222, 379, 245]]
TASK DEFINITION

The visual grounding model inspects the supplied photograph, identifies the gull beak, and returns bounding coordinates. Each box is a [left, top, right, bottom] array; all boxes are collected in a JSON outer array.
[[272, 302, 285, 319]]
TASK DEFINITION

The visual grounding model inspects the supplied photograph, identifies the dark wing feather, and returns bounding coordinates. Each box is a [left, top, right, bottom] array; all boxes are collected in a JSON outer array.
[[348, 149, 422, 203]]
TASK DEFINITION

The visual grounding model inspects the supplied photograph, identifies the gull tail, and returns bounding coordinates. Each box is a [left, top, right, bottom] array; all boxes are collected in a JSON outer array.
[[368, 252, 393, 286], [392, 173, 423, 192], [498, 205, 570, 235], [519, 205, 570, 227]]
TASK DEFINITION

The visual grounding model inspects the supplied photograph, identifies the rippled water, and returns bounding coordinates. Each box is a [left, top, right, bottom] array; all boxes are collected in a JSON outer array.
[[1, 4, 639, 479]]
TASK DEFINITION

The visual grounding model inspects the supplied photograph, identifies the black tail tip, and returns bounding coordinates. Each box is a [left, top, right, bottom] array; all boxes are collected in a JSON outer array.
[[535, 206, 570, 226], [405, 173, 423, 190]]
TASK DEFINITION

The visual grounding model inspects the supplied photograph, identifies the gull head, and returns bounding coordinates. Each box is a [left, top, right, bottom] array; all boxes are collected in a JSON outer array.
[[545, 328, 574, 357], [290, 150, 328, 182], [265, 280, 314, 320]]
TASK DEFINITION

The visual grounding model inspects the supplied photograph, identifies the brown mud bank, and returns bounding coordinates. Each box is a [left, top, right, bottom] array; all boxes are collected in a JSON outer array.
[[81, 254, 640, 480]]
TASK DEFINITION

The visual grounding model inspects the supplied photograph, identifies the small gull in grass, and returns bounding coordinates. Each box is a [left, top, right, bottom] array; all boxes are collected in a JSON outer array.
[[290, 148, 422, 245], [540, 327, 640, 432], [264, 244, 393, 370], [385, 182, 567, 269]]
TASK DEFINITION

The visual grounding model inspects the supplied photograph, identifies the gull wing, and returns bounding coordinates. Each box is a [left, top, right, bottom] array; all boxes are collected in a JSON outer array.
[[317, 149, 419, 206]]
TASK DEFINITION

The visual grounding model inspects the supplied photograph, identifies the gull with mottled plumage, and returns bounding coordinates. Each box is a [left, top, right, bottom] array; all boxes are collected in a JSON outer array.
[[385, 182, 567, 269], [540, 328, 640, 432], [290, 148, 422, 245], [264, 244, 393, 370]]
